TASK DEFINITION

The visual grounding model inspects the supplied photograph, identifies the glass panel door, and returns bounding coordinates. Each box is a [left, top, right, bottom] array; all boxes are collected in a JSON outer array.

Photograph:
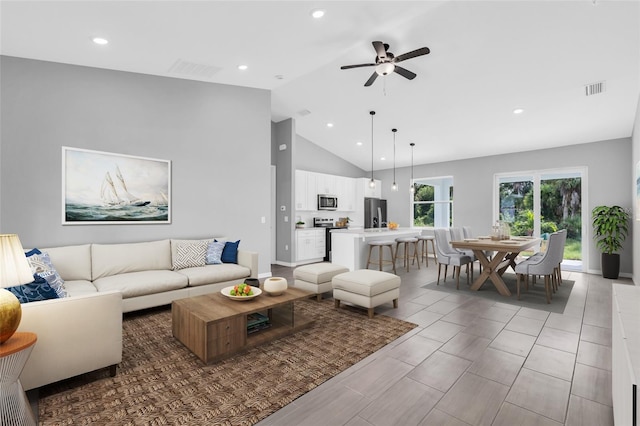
[[495, 168, 586, 271]]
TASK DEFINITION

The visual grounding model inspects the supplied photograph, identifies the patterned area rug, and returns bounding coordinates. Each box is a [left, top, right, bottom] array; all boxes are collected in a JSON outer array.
[[423, 273, 574, 314], [38, 298, 416, 425]]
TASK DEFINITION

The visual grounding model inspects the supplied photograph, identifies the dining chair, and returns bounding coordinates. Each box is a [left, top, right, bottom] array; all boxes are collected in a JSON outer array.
[[433, 228, 472, 290], [450, 227, 475, 281], [515, 230, 563, 303], [462, 226, 491, 273]]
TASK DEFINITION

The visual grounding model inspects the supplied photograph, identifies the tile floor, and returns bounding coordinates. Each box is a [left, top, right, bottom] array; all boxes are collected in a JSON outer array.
[[258, 258, 629, 426]]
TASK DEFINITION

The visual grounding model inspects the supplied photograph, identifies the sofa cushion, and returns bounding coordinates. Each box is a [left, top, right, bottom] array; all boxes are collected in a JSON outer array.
[[25, 249, 67, 298], [42, 244, 92, 281], [176, 264, 251, 287], [205, 241, 225, 265], [63, 280, 98, 297], [92, 270, 188, 298], [7, 275, 60, 304], [172, 240, 208, 270], [170, 238, 216, 262], [92, 240, 172, 280], [221, 240, 240, 264]]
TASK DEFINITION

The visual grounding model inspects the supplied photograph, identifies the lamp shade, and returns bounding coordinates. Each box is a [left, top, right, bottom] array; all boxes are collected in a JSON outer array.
[[0, 234, 33, 288]]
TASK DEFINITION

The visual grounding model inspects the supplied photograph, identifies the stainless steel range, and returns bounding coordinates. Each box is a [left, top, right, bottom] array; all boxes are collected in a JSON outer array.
[[313, 217, 347, 261]]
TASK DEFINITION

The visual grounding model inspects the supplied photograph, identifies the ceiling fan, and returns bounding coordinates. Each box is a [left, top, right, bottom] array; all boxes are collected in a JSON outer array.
[[340, 41, 430, 87]]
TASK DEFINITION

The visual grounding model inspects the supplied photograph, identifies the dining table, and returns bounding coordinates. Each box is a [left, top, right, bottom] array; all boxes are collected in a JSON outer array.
[[450, 236, 542, 296]]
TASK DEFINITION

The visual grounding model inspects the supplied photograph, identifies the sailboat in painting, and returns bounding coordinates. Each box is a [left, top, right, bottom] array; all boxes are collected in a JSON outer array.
[[100, 166, 150, 207]]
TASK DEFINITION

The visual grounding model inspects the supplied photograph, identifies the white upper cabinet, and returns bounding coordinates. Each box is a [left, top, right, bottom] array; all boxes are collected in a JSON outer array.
[[295, 170, 358, 212], [295, 170, 318, 211]]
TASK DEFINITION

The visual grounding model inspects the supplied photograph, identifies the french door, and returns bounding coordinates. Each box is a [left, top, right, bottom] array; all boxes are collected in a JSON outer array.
[[495, 167, 587, 272]]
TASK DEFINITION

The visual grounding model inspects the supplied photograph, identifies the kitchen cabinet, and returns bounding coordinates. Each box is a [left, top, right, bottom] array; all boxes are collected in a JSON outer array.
[[295, 170, 317, 211], [296, 229, 325, 262], [361, 177, 382, 198], [316, 173, 336, 195], [335, 176, 357, 211]]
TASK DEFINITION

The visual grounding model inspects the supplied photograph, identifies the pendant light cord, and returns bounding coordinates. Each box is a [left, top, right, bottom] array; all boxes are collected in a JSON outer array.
[[370, 111, 375, 183]]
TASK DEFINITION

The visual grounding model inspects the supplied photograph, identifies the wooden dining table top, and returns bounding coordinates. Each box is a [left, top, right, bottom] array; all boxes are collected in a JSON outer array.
[[451, 236, 541, 252]]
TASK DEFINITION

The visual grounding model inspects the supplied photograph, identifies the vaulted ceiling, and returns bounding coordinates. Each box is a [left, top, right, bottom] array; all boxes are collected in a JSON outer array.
[[1, 1, 638, 170]]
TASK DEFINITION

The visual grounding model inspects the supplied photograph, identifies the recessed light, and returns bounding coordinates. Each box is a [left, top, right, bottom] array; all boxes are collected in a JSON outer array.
[[513, 108, 524, 114], [380, 157, 386, 161], [238, 64, 248, 71], [92, 37, 109, 45], [326, 123, 334, 128], [311, 9, 325, 19], [356, 141, 363, 146]]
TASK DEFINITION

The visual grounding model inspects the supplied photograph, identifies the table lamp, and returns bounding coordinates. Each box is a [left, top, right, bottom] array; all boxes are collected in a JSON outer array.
[[0, 234, 34, 343]]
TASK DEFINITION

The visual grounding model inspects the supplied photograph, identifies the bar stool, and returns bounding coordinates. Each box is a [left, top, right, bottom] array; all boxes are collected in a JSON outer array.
[[366, 240, 396, 274], [395, 237, 420, 272], [417, 235, 436, 266]]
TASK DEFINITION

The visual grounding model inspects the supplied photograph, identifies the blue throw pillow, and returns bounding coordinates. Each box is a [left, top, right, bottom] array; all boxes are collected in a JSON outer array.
[[221, 240, 240, 264], [205, 241, 226, 265], [7, 274, 60, 304]]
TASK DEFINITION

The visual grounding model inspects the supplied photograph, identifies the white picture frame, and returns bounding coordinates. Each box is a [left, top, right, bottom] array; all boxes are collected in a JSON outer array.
[[62, 147, 171, 224]]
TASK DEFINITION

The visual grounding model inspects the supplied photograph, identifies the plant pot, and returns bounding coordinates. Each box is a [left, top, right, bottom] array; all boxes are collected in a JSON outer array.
[[601, 253, 620, 279]]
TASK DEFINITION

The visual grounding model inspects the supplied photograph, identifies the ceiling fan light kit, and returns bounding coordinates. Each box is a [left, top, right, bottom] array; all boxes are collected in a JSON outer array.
[[341, 40, 430, 87]]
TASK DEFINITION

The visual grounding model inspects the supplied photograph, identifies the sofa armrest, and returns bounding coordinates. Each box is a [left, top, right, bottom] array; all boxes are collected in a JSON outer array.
[[237, 250, 258, 278], [17, 290, 123, 390]]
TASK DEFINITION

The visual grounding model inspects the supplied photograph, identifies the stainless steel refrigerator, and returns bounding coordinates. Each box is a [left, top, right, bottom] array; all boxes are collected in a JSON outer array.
[[364, 198, 387, 228]]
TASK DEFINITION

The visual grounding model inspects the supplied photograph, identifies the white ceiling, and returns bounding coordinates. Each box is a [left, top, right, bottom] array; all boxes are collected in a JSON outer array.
[[1, 1, 639, 171]]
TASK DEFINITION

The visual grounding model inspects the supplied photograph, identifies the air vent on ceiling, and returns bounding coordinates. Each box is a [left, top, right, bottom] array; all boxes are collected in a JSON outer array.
[[167, 59, 221, 79], [584, 81, 606, 96], [298, 109, 311, 117]]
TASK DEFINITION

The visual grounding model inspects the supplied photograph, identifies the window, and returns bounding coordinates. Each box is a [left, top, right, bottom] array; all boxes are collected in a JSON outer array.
[[412, 176, 453, 227]]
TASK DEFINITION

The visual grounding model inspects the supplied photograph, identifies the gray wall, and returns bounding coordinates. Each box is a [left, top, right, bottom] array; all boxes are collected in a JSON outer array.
[[296, 134, 365, 178], [1, 56, 273, 276], [375, 138, 633, 276], [271, 119, 295, 264], [632, 95, 639, 285]]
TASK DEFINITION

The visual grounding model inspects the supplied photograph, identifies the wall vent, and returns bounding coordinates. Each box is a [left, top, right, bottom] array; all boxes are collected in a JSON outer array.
[[167, 59, 221, 79], [585, 81, 606, 96]]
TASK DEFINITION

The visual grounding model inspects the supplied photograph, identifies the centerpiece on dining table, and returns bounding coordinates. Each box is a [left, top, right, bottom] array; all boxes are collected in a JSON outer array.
[[491, 220, 511, 240]]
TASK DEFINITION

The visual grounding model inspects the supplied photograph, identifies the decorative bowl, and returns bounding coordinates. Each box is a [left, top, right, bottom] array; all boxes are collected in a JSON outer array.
[[263, 277, 288, 296], [221, 285, 262, 301]]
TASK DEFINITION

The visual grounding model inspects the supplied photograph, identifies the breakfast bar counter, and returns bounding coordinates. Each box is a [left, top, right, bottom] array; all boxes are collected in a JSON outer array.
[[331, 228, 421, 271]]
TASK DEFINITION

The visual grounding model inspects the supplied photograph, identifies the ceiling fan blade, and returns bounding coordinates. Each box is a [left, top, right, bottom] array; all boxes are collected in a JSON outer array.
[[340, 63, 376, 70], [364, 72, 378, 87], [394, 66, 417, 80], [393, 47, 430, 63], [372, 41, 387, 60]]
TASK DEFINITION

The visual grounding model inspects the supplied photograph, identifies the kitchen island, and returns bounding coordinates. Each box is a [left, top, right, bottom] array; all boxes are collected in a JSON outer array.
[[331, 228, 421, 271]]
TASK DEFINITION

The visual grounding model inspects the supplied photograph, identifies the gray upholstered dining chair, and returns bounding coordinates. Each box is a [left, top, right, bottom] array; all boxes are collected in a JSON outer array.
[[514, 230, 565, 303], [450, 227, 475, 280], [433, 228, 472, 289]]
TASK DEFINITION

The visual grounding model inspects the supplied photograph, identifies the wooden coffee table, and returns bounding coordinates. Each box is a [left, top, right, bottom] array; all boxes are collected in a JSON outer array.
[[172, 287, 314, 364]]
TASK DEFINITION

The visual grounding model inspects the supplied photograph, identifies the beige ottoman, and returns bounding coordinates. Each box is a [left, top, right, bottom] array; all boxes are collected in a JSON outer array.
[[293, 263, 349, 301], [332, 270, 401, 318]]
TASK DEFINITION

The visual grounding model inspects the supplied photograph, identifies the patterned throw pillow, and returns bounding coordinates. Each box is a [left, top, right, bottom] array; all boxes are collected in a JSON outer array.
[[25, 249, 67, 298], [172, 240, 208, 270], [7, 274, 60, 304], [205, 241, 226, 265], [221, 240, 240, 264]]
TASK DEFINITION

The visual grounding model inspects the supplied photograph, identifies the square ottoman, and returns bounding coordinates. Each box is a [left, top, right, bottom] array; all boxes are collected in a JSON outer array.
[[293, 262, 349, 301], [332, 270, 401, 318]]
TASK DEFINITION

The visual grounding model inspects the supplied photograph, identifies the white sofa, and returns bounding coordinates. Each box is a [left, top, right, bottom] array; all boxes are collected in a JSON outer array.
[[16, 238, 258, 390]]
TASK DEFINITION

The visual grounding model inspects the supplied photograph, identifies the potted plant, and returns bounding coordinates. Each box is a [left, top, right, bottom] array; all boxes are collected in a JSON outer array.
[[295, 221, 305, 229], [591, 205, 630, 279]]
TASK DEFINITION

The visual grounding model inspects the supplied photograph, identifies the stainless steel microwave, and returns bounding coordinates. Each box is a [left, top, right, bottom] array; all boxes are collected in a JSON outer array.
[[318, 194, 338, 210]]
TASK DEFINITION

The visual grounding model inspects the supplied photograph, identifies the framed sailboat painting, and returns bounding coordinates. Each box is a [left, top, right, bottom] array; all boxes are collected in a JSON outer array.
[[62, 147, 171, 224]]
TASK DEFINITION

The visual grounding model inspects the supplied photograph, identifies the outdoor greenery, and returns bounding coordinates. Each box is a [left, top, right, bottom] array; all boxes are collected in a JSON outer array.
[[500, 177, 582, 260]]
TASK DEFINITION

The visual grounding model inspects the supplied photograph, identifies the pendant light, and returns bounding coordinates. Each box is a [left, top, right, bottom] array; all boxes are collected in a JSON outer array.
[[391, 128, 398, 191], [409, 142, 416, 193], [369, 111, 376, 188]]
